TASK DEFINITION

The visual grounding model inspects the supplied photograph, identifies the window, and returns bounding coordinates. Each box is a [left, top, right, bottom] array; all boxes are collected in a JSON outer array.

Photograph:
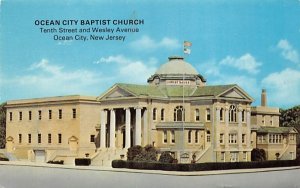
[[161, 109, 164, 121], [229, 105, 237, 122], [195, 109, 200, 121], [90, 135, 95, 143], [188, 130, 192, 143], [207, 131, 211, 142], [206, 108, 211, 121], [19, 111, 22, 121], [48, 134, 52, 144], [163, 130, 167, 143], [290, 134, 295, 141], [220, 108, 224, 121], [9, 112, 12, 121], [153, 108, 157, 121], [72, 108, 76, 119], [270, 116, 273, 126], [171, 130, 175, 143], [230, 152, 238, 162], [195, 131, 199, 143], [29, 111, 32, 121], [58, 134, 62, 144], [38, 110, 42, 120], [49, 110, 52, 119], [269, 134, 283, 143], [243, 152, 247, 160], [229, 133, 237, 144], [59, 109, 62, 119], [220, 133, 224, 144], [174, 106, 185, 122], [18, 134, 22, 144], [242, 110, 245, 122], [38, 134, 42, 144], [262, 115, 265, 125], [221, 152, 225, 162], [28, 134, 31, 144], [242, 134, 246, 144]]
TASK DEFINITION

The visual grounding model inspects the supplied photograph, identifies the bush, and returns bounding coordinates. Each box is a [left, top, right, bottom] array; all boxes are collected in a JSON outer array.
[[112, 159, 300, 171], [251, 148, 266, 161], [75, 158, 91, 166], [0, 157, 9, 161], [47, 160, 64, 165], [159, 152, 174, 163], [127, 145, 143, 161]]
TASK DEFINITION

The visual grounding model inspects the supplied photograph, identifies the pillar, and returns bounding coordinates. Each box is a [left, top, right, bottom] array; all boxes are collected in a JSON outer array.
[[238, 106, 242, 149], [125, 108, 131, 149], [216, 106, 220, 148], [135, 107, 142, 146], [246, 108, 251, 148], [110, 109, 116, 148], [225, 106, 229, 149], [100, 110, 106, 149], [143, 109, 148, 146]]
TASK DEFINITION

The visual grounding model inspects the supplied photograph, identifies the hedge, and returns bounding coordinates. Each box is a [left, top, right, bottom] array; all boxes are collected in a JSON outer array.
[[0, 157, 9, 161], [75, 158, 91, 166], [47, 160, 64, 165], [112, 159, 300, 171]]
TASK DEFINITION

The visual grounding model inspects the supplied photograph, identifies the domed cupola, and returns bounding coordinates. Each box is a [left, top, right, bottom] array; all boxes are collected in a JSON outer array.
[[147, 56, 206, 86]]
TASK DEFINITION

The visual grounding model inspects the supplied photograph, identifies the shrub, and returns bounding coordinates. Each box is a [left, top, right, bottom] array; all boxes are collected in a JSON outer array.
[[112, 160, 126, 168], [0, 157, 9, 161], [127, 145, 143, 161], [159, 151, 174, 163], [47, 160, 64, 165], [251, 148, 266, 161], [75, 158, 91, 166]]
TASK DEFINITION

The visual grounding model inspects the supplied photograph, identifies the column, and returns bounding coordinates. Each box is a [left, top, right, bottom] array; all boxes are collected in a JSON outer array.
[[238, 106, 242, 149], [100, 110, 106, 149], [246, 108, 251, 148], [143, 109, 148, 145], [216, 106, 220, 148], [109, 109, 116, 148], [225, 106, 229, 149], [125, 108, 131, 149], [135, 107, 142, 146]]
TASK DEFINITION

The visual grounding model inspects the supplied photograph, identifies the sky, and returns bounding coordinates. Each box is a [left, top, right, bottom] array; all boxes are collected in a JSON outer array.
[[0, 0, 300, 109]]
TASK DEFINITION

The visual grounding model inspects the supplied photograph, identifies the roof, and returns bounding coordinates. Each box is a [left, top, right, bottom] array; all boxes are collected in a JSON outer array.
[[257, 126, 298, 134], [155, 56, 199, 75], [99, 83, 249, 100]]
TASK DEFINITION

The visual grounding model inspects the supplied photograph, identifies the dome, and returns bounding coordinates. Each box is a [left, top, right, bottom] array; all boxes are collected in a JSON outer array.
[[155, 56, 198, 75]]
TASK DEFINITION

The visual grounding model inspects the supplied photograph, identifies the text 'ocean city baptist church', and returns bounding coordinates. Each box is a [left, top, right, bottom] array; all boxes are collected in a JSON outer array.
[[5, 56, 298, 165]]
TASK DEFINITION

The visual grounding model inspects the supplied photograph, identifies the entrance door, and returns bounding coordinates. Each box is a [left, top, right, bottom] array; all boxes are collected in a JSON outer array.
[[35, 150, 46, 163]]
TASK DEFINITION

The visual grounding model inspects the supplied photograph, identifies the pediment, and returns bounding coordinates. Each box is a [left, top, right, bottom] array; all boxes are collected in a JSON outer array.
[[104, 87, 135, 99], [219, 86, 253, 101]]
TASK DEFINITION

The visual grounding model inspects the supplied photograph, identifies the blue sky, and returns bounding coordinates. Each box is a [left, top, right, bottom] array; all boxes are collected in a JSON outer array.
[[1, 0, 300, 108]]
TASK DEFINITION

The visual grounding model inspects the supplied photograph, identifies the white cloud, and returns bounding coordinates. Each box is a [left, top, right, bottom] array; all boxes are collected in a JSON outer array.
[[130, 35, 180, 51], [7, 59, 103, 97], [219, 53, 262, 74], [277, 39, 299, 64], [94, 55, 157, 83], [57, 40, 73, 46], [262, 68, 300, 107]]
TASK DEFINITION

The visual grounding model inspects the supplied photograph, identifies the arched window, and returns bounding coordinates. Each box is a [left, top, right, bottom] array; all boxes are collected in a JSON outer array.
[[206, 108, 211, 121], [161, 109, 164, 121], [153, 108, 157, 121], [195, 109, 200, 121], [220, 108, 224, 121], [229, 105, 237, 122], [174, 106, 185, 122]]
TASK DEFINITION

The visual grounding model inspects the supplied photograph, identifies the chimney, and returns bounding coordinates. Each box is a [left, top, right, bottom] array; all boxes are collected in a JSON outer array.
[[261, 89, 267, 107]]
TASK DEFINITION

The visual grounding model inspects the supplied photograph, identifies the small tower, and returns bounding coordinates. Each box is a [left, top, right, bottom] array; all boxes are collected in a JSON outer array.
[[261, 89, 267, 107]]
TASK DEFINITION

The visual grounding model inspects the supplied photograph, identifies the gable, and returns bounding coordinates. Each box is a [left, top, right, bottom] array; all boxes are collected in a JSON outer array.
[[218, 86, 253, 101], [106, 88, 135, 98]]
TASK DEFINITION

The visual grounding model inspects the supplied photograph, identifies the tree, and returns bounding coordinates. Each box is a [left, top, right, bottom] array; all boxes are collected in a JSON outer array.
[[127, 145, 143, 161], [0, 103, 6, 149], [251, 148, 266, 161], [158, 151, 174, 163], [127, 145, 158, 162]]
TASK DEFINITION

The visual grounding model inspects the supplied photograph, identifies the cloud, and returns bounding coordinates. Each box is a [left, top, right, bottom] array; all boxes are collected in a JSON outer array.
[[219, 53, 262, 74], [5, 59, 103, 97], [57, 40, 73, 46], [94, 55, 157, 83], [277, 39, 299, 64], [262, 68, 300, 107], [130, 35, 180, 51]]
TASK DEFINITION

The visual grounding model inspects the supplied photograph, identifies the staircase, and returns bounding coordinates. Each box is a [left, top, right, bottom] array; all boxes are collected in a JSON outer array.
[[195, 144, 212, 162], [91, 148, 127, 166]]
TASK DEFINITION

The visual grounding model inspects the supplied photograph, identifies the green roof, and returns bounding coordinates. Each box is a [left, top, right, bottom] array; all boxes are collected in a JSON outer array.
[[257, 126, 298, 134], [115, 83, 237, 98]]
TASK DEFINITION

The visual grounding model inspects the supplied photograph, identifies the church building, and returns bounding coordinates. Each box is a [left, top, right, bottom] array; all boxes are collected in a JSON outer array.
[[5, 56, 297, 165]]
